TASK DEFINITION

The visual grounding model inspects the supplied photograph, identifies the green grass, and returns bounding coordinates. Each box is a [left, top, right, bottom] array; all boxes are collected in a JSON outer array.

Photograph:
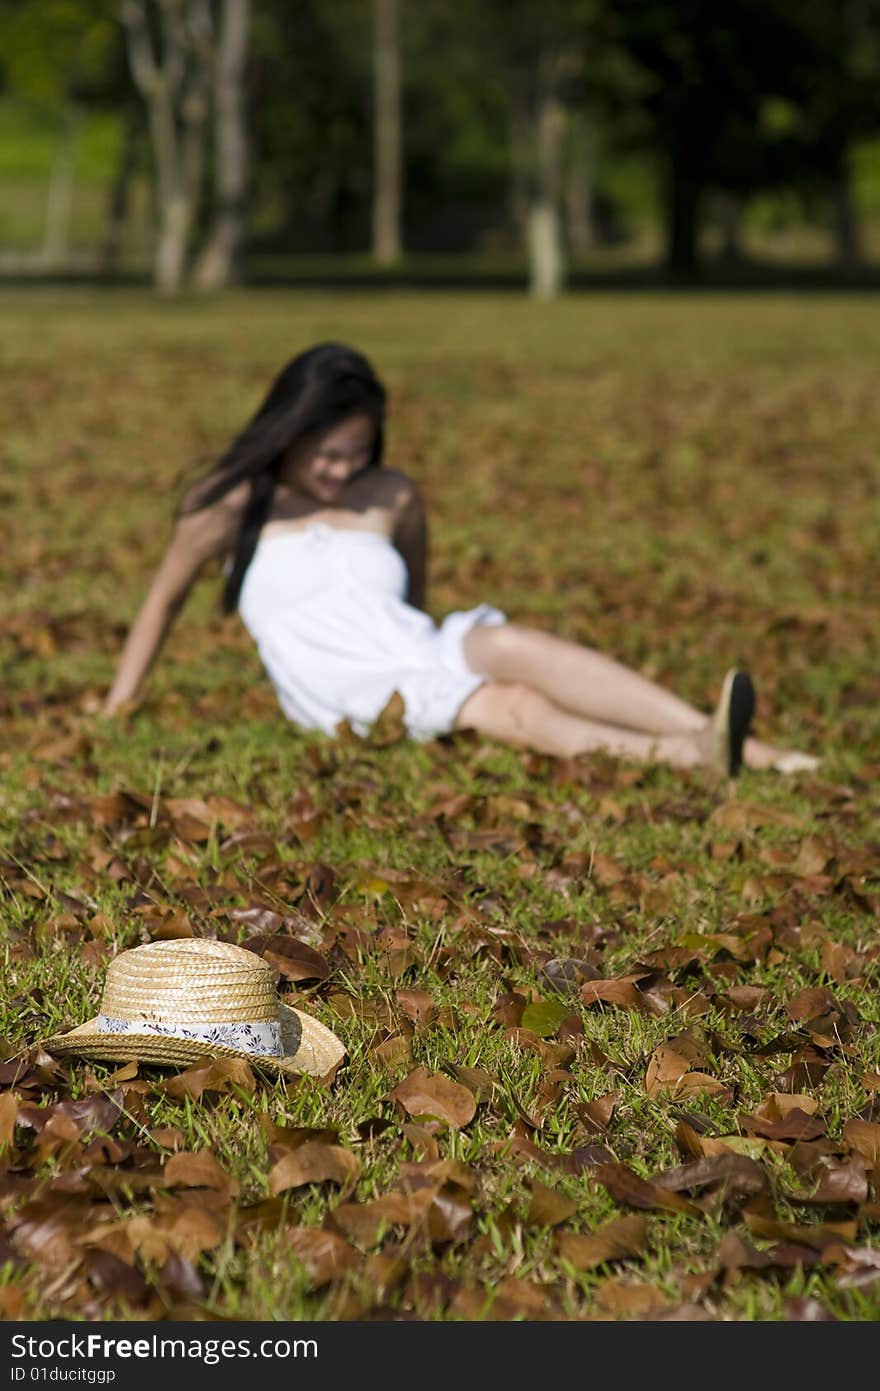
[[1, 288, 879, 1322]]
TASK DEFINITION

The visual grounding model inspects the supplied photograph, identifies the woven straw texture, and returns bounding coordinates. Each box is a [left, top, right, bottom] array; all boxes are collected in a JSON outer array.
[[100, 939, 278, 1024], [44, 939, 345, 1079]]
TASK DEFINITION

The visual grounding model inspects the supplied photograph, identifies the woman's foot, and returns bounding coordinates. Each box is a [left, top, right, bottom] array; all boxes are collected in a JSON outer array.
[[707, 668, 755, 777], [743, 737, 820, 774]]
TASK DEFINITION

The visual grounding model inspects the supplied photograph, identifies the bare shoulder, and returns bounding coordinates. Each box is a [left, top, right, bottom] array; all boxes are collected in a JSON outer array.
[[379, 468, 424, 522], [173, 478, 249, 560]]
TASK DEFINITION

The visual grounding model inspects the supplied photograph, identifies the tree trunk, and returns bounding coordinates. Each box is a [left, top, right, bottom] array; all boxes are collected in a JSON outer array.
[[528, 76, 566, 299], [664, 146, 703, 278], [565, 108, 596, 256], [528, 204, 564, 299], [121, 0, 214, 294], [832, 159, 862, 270], [716, 192, 744, 265], [43, 106, 80, 267], [192, 0, 250, 290], [372, 0, 402, 265], [100, 102, 142, 275]]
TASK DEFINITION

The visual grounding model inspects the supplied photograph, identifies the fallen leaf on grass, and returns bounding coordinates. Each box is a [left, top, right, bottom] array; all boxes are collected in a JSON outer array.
[[708, 801, 802, 832], [285, 1227, 357, 1288], [653, 1153, 768, 1203], [592, 1163, 701, 1215], [520, 999, 571, 1037], [241, 934, 330, 982], [524, 1180, 577, 1227], [448, 1064, 495, 1102], [744, 1211, 857, 1252], [157, 1058, 255, 1100], [163, 1151, 239, 1198], [596, 1276, 671, 1317], [540, 958, 602, 996], [331, 1178, 471, 1249], [8, 1198, 86, 1270], [785, 987, 841, 1023], [644, 1034, 726, 1100], [844, 1118, 880, 1165], [784, 1296, 837, 1320], [554, 1214, 648, 1270], [0, 1092, 18, 1147], [395, 989, 437, 1030], [715, 1229, 774, 1277], [580, 977, 648, 1011], [740, 1105, 825, 1142], [268, 1142, 360, 1193], [158, 1251, 207, 1301], [389, 1067, 476, 1129], [574, 1091, 618, 1132], [82, 1248, 150, 1309], [789, 1159, 867, 1206]]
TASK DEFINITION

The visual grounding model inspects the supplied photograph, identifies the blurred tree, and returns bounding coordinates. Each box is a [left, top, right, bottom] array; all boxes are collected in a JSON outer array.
[[463, 0, 598, 298], [612, 0, 815, 276], [372, 0, 401, 263], [248, 0, 370, 253], [192, 0, 250, 288], [0, 0, 121, 265], [120, 0, 214, 292], [788, 0, 880, 268]]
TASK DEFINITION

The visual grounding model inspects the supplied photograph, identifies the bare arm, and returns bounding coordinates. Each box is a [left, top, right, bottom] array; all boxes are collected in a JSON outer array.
[[391, 481, 428, 611], [103, 499, 240, 714]]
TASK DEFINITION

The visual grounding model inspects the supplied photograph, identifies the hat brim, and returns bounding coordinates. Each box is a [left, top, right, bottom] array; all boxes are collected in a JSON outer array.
[[44, 1003, 344, 1080]]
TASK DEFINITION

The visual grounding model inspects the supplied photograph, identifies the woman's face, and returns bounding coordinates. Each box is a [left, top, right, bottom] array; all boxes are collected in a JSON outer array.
[[281, 413, 376, 505]]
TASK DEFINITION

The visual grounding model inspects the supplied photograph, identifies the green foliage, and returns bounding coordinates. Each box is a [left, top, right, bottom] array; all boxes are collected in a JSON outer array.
[[0, 0, 121, 106]]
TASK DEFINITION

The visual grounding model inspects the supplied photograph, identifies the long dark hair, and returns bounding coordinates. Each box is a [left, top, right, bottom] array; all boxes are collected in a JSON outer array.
[[182, 343, 386, 612]]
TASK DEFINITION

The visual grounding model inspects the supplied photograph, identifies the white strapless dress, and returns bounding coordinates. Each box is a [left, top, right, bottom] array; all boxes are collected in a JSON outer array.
[[237, 522, 506, 741]]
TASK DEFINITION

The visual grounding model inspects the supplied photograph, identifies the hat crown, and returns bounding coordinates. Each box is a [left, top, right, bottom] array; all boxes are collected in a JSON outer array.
[[100, 939, 278, 1026]]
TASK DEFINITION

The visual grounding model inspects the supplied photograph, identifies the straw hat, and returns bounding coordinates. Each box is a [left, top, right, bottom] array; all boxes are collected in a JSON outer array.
[[45, 938, 345, 1079]]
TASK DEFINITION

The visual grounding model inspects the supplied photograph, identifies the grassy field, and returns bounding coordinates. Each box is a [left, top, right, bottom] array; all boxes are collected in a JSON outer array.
[[1, 287, 879, 1323]]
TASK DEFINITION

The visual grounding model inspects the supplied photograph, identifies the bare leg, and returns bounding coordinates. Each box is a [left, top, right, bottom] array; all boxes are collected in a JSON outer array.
[[454, 680, 712, 766], [462, 623, 707, 733], [461, 622, 819, 772]]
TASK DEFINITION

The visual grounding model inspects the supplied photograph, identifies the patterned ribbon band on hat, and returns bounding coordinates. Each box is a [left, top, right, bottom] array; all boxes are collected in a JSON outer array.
[[97, 1013, 283, 1056]]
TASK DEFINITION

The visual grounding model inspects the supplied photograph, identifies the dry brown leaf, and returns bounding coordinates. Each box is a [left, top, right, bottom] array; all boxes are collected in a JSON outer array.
[[268, 1142, 360, 1193], [163, 1151, 239, 1197], [0, 1092, 18, 1147], [555, 1214, 648, 1270], [159, 1057, 256, 1100], [389, 1066, 476, 1129], [786, 986, 840, 1022], [592, 1163, 701, 1215], [644, 1044, 692, 1096], [580, 977, 646, 1011], [741, 1106, 826, 1142], [794, 1160, 868, 1206], [395, 989, 437, 1030], [331, 1189, 435, 1247], [575, 1091, 618, 1132], [744, 1211, 857, 1251], [844, 1118, 880, 1165], [654, 1153, 768, 1201], [285, 1227, 357, 1288], [524, 1180, 578, 1227], [708, 801, 802, 832], [241, 934, 330, 982], [596, 1276, 671, 1317]]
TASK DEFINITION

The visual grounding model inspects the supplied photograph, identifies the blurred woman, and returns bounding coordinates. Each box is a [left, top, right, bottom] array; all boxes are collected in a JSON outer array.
[[104, 342, 817, 776]]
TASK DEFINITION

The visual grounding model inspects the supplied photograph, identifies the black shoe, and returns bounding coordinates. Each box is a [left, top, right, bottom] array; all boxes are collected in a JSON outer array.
[[710, 668, 755, 777]]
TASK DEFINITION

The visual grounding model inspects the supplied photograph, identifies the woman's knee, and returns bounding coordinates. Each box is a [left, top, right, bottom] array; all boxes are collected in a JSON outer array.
[[462, 620, 534, 677], [454, 679, 548, 734]]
